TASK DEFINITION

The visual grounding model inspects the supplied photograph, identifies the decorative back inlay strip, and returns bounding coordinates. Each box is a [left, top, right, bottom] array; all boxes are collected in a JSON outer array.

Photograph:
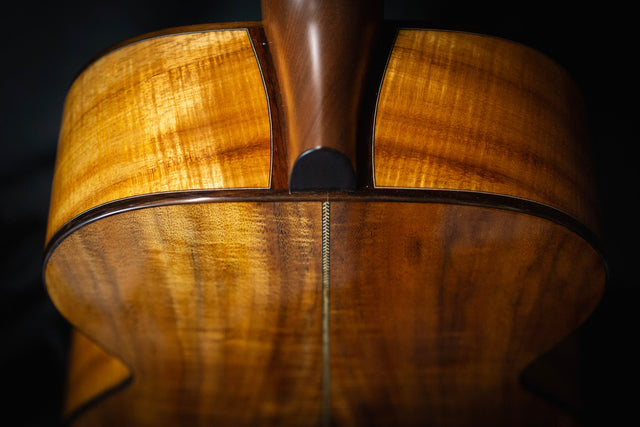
[[321, 201, 331, 427]]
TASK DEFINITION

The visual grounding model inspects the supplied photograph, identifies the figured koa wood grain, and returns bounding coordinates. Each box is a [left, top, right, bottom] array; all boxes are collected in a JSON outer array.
[[46, 202, 323, 425], [46, 26, 272, 242], [330, 202, 604, 426], [374, 30, 599, 233], [44, 199, 605, 426]]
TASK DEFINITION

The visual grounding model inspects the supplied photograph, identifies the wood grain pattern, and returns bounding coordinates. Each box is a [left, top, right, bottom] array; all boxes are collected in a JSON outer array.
[[44, 198, 605, 425], [330, 202, 605, 426], [374, 30, 599, 233], [46, 27, 272, 242], [45, 202, 323, 426]]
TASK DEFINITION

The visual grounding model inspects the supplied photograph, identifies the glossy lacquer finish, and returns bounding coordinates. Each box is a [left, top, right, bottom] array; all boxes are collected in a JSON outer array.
[[43, 1, 606, 425], [262, 0, 381, 190]]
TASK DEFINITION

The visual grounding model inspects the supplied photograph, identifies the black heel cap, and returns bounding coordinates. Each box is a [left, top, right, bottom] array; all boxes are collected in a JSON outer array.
[[289, 148, 356, 192]]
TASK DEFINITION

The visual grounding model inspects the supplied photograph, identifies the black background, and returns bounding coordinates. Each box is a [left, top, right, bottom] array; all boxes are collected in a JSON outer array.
[[1, 1, 636, 425]]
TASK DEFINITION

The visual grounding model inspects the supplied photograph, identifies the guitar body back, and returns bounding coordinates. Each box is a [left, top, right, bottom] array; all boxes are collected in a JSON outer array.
[[44, 3, 606, 424]]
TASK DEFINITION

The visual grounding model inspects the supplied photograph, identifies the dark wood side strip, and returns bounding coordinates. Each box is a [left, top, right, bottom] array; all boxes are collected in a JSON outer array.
[[248, 27, 289, 190], [357, 22, 399, 190]]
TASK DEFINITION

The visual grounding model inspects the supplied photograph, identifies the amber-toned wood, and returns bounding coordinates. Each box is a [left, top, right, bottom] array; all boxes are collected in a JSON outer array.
[[45, 198, 605, 425], [330, 202, 604, 425], [374, 30, 600, 233], [262, 0, 381, 188], [46, 202, 323, 426], [63, 331, 130, 418], [46, 26, 272, 242]]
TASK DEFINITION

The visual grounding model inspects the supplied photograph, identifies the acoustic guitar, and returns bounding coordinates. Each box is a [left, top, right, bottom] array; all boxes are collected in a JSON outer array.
[[43, 0, 606, 425]]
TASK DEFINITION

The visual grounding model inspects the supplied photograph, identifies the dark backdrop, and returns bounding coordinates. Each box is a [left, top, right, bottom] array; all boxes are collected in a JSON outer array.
[[1, 1, 636, 425]]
